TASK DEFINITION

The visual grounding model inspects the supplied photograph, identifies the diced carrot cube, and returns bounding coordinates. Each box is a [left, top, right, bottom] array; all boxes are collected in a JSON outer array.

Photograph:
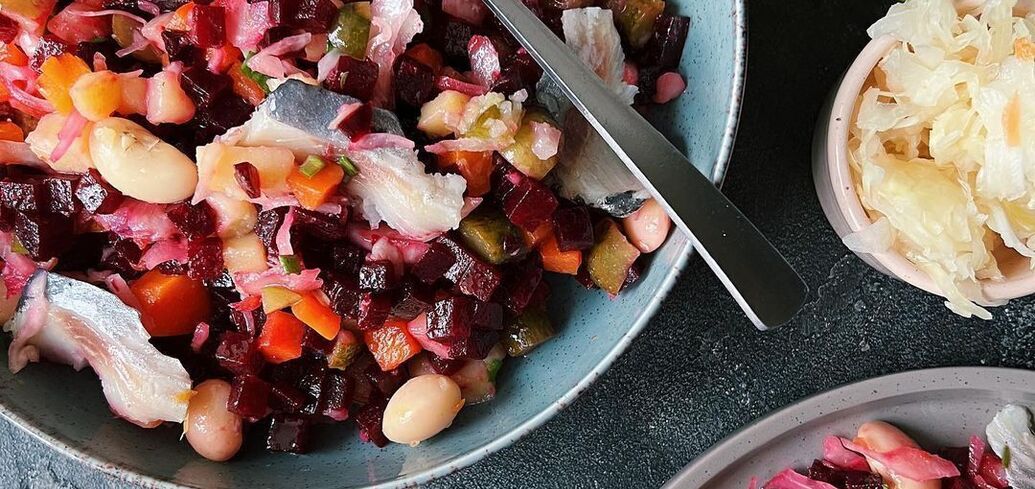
[[436, 150, 492, 197], [0, 122, 24, 142], [257, 311, 306, 363], [363, 320, 422, 372], [540, 233, 582, 275], [0, 43, 28, 66], [228, 61, 265, 106], [522, 221, 553, 248], [130, 269, 212, 337], [38, 53, 91, 114], [286, 161, 345, 210], [290, 291, 341, 340]]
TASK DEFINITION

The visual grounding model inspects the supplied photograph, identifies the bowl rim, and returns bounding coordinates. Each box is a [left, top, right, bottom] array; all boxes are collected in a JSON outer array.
[[0, 2, 748, 486], [824, 35, 1035, 301]]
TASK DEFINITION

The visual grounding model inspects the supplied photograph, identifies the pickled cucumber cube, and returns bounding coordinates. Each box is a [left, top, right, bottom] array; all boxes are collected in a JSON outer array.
[[458, 207, 527, 265], [587, 220, 641, 295], [328, 3, 372, 60], [503, 308, 555, 357]]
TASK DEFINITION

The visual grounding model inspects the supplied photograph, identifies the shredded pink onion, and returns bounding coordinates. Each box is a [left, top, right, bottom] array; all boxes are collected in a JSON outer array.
[[0, 141, 47, 169], [764, 469, 838, 489], [839, 438, 960, 481], [367, 0, 423, 107], [435, 75, 487, 96], [139, 12, 172, 53], [104, 274, 145, 310], [215, 0, 271, 51], [424, 137, 502, 154], [467, 35, 500, 87], [230, 295, 262, 312], [233, 266, 323, 296], [93, 52, 108, 71], [247, 32, 311, 78], [190, 322, 210, 353], [653, 71, 686, 104], [2, 252, 38, 298], [71, 8, 146, 25], [51, 111, 88, 162], [328, 102, 362, 130], [623, 62, 639, 86], [93, 201, 178, 246], [138, 0, 160, 16], [822, 436, 870, 471], [275, 207, 296, 256], [139, 239, 189, 270], [461, 197, 482, 218], [530, 121, 561, 160], [349, 133, 416, 151], [368, 238, 404, 276], [406, 314, 452, 358], [346, 223, 430, 264], [316, 49, 342, 83], [0, 62, 53, 117], [441, 0, 487, 25], [116, 29, 152, 58]]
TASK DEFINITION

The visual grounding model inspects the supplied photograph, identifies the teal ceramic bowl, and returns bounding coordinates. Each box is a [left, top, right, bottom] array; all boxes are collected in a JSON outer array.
[[0, 1, 746, 487]]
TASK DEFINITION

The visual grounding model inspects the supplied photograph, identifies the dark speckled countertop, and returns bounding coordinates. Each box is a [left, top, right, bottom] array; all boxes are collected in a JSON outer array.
[[6, 1, 1032, 488]]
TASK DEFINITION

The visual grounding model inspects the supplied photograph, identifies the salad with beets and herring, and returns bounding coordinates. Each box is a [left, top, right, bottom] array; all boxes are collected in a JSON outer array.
[[0, 0, 689, 461], [755, 419, 1017, 489]]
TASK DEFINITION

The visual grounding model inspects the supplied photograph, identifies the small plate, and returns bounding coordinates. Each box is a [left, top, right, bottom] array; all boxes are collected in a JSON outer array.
[[664, 367, 1035, 489]]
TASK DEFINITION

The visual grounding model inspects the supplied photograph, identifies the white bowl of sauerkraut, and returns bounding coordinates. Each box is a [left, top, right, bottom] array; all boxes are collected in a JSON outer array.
[[814, 0, 1035, 320]]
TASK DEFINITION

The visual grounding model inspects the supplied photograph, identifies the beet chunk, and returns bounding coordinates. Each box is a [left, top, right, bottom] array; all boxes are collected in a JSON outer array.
[[426, 296, 503, 359], [0, 178, 45, 215], [331, 244, 365, 276], [498, 257, 543, 314], [358, 260, 398, 292], [336, 102, 373, 139], [553, 206, 594, 251], [355, 400, 388, 447], [168, 201, 216, 238], [255, 207, 287, 255], [639, 14, 690, 70], [412, 236, 501, 301], [187, 4, 226, 48], [0, 15, 18, 44], [357, 292, 393, 331], [42, 175, 79, 217], [228, 374, 272, 419], [270, 382, 306, 413], [428, 354, 464, 375], [322, 56, 378, 101], [161, 30, 200, 64], [269, 0, 337, 30], [293, 208, 349, 240], [266, 415, 312, 453], [394, 55, 436, 108], [323, 272, 363, 319], [180, 65, 231, 108], [74, 169, 124, 214], [501, 170, 558, 232], [320, 370, 352, 421], [391, 278, 434, 320], [188, 236, 224, 280], [215, 331, 263, 375], [15, 213, 72, 260]]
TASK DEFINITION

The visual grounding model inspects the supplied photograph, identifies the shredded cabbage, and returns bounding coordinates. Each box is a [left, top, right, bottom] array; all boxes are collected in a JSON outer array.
[[851, 0, 1035, 318]]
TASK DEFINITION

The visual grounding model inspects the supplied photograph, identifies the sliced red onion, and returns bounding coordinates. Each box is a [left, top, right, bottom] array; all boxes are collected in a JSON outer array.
[[233, 265, 323, 296], [441, 0, 488, 26], [822, 436, 870, 471], [434, 75, 487, 96], [316, 49, 342, 83], [92, 52, 108, 71], [367, 0, 423, 107], [327, 101, 362, 130], [71, 8, 147, 25], [0, 62, 53, 117], [274, 207, 296, 256], [138, 0, 161, 16], [190, 322, 210, 353], [530, 121, 561, 160], [424, 137, 502, 155], [839, 437, 960, 481], [139, 239, 189, 270], [104, 274, 145, 310], [348, 132, 415, 151], [115, 29, 152, 58], [51, 111, 88, 162], [467, 35, 500, 88]]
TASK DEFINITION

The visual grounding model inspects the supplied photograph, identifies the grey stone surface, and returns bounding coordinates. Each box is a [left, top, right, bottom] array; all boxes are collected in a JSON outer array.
[[4, 1, 1026, 488]]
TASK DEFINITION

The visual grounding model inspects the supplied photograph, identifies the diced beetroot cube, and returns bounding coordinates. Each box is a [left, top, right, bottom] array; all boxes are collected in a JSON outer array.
[[528, 279, 551, 310], [323, 56, 378, 101], [293, 208, 349, 240], [269, 0, 337, 30], [187, 236, 224, 280], [412, 239, 458, 284], [359, 260, 398, 292], [320, 370, 352, 421], [447, 328, 501, 360], [181, 65, 231, 108], [391, 278, 434, 320], [271, 381, 307, 413], [187, 4, 226, 48], [635, 66, 662, 105], [0, 15, 18, 44], [230, 305, 266, 337], [324, 273, 362, 319], [42, 175, 79, 217], [491, 48, 542, 95], [430, 16, 476, 68], [215, 331, 264, 375], [426, 296, 502, 344], [301, 327, 334, 356], [357, 292, 392, 331], [337, 103, 373, 139], [255, 208, 287, 255], [365, 363, 407, 397], [297, 363, 328, 416], [355, 401, 388, 447], [74, 169, 123, 215], [233, 162, 261, 199], [30, 35, 70, 72], [0, 206, 14, 232], [502, 171, 558, 232], [229, 374, 272, 419], [428, 354, 464, 375], [161, 30, 200, 64], [194, 93, 253, 140], [15, 213, 72, 260], [498, 257, 542, 314], [394, 55, 436, 108], [267, 415, 312, 453], [331, 244, 365, 276], [100, 238, 143, 274], [553, 206, 594, 251], [640, 14, 690, 70], [0, 178, 45, 215], [455, 259, 501, 302], [168, 201, 216, 239]]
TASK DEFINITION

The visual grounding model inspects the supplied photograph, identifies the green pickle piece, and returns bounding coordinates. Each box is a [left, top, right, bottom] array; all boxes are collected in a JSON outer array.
[[587, 220, 641, 295], [503, 308, 555, 357], [457, 207, 526, 265], [112, 16, 163, 64], [328, 2, 372, 60], [608, 0, 664, 48], [462, 105, 502, 139], [328, 334, 362, 370], [501, 109, 560, 180]]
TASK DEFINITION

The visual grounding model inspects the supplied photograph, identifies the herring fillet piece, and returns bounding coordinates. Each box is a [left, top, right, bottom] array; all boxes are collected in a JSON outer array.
[[540, 7, 649, 217], [4, 271, 192, 428], [235, 79, 404, 158], [232, 80, 468, 239], [987, 404, 1035, 487]]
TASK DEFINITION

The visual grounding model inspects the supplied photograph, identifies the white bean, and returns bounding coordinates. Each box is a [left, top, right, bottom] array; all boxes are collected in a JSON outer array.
[[89, 117, 198, 203], [622, 199, 672, 253], [382, 374, 464, 446], [185, 379, 243, 462], [146, 71, 195, 125], [855, 421, 939, 489]]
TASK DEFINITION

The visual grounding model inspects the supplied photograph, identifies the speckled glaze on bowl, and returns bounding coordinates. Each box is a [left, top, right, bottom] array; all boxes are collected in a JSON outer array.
[[0, 1, 746, 487], [663, 367, 1035, 489]]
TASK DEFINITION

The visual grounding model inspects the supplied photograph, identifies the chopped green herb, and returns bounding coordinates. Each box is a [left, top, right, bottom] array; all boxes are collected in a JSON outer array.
[[486, 358, 502, 383], [241, 53, 272, 94], [10, 238, 26, 255], [1003, 444, 1012, 468], [300, 155, 327, 178], [279, 255, 302, 274], [337, 155, 359, 177]]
